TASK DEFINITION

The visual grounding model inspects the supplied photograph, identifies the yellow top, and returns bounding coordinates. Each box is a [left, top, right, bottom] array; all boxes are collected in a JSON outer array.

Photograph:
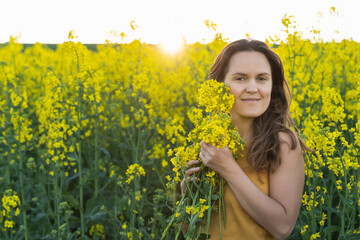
[[202, 156, 276, 240]]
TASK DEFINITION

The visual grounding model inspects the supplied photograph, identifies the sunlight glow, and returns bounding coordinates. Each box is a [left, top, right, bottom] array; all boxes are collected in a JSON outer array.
[[159, 34, 184, 54]]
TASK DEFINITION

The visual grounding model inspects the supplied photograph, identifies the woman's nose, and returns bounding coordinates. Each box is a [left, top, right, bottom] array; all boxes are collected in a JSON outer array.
[[245, 80, 258, 93]]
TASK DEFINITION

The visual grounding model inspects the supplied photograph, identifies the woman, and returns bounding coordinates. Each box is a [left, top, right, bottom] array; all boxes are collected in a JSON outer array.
[[181, 39, 309, 239]]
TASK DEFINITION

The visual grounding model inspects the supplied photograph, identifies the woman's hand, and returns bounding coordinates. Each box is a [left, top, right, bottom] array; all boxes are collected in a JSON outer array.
[[180, 160, 200, 195], [199, 140, 236, 176]]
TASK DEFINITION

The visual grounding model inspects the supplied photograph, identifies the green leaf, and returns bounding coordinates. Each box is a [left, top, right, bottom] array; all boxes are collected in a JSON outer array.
[[322, 205, 339, 213], [62, 194, 79, 209], [189, 213, 200, 227], [211, 194, 220, 201], [324, 225, 340, 234], [99, 147, 111, 160], [33, 212, 47, 222]]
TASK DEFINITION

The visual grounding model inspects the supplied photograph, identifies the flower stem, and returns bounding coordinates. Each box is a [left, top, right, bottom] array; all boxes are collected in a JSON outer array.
[[18, 105, 29, 240], [161, 193, 186, 240], [75, 48, 85, 238], [206, 176, 213, 237], [53, 156, 60, 239], [93, 83, 99, 198]]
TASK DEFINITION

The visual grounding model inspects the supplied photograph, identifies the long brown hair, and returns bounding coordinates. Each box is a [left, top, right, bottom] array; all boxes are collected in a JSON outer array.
[[209, 39, 311, 173]]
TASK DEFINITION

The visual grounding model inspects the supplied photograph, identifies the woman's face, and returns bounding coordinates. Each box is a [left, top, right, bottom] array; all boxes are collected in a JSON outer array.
[[224, 51, 272, 122]]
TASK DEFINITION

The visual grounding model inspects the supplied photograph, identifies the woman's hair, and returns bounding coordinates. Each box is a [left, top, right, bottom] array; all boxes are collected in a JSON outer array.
[[209, 38, 311, 173]]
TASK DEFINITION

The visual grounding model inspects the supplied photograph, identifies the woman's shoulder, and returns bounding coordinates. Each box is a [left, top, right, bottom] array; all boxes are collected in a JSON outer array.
[[277, 129, 301, 153], [271, 130, 305, 187]]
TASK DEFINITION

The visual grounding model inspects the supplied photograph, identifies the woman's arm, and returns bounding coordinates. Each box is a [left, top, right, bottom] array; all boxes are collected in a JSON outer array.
[[199, 132, 305, 240]]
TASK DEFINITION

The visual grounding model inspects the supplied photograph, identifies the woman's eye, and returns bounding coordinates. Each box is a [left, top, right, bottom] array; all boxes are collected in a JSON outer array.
[[258, 77, 267, 81], [236, 77, 245, 81]]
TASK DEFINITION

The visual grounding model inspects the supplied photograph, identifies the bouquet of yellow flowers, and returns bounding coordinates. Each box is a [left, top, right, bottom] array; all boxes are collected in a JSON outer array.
[[162, 80, 245, 239]]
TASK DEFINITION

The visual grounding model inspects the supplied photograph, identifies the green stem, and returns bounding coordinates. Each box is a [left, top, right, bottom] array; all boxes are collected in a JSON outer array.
[[135, 123, 141, 164], [186, 187, 200, 239], [336, 146, 350, 236], [326, 176, 334, 240], [53, 157, 60, 239], [336, 147, 349, 199], [6, 154, 10, 185], [38, 164, 53, 227], [93, 85, 99, 198], [78, 116, 85, 240], [219, 195, 222, 240], [161, 192, 186, 240], [351, 169, 359, 231], [206, 176, 213, 237], [311, 167, 316, 234], [175, 223, 183, 240], [75, 48, 85, 239], [115, 187, 120, 240], [340, 210, 345, 237], [152, 159, 166, 189], [221, 178, 226, 228], [77, 89, 85, 238], [18, 106, 29, 240], [5, 77, 11, 185]]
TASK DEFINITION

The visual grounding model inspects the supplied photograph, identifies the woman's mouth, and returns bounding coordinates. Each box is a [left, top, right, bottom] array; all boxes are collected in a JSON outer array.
[[241, 98, 260, 103]]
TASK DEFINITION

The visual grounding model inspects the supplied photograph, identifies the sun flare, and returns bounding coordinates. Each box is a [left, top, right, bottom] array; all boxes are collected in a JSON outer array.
[[159, 34, 183, 54]]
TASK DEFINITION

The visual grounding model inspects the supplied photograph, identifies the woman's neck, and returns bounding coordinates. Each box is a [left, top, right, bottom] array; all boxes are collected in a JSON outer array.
[[231, 115, 254, 143]]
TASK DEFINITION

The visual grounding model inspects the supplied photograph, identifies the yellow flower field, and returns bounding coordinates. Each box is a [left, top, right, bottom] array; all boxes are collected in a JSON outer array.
[[0, 17, 359, 239]]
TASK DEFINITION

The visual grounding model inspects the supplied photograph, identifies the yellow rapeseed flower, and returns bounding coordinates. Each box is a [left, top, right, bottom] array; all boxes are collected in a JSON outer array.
[[125, 163, 146, 184], [122, 223, 127, 229]]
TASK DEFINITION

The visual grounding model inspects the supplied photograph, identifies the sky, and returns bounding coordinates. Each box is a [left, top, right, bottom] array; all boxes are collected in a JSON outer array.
[[1, 0, 359, 51]]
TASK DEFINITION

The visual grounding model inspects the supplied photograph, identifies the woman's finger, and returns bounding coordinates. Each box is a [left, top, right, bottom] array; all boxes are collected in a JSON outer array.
[[180, 176, 198, 195], [186, 160, 200, 168], [200, 140, 212, 148], [199, 151, 207, 160], [185, 176, 197, 182], [184, 167, 200, 177], [182, 176, 197, 186], [180, 181, 185, 194]]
